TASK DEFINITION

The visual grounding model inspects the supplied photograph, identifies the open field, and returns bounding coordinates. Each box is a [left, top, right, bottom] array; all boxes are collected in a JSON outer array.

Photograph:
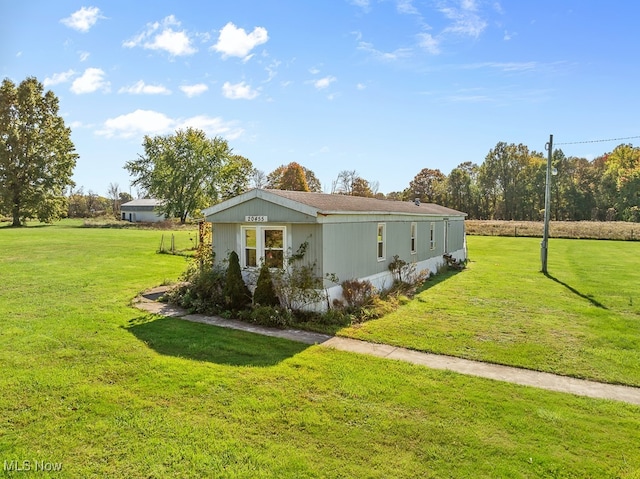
[[341, 235, 640, 386], [1, 222, 640, 477], [466, 219, 639, 241]]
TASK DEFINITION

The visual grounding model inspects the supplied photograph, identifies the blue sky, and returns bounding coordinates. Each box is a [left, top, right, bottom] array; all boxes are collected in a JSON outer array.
[[2, 1, 639, 197]]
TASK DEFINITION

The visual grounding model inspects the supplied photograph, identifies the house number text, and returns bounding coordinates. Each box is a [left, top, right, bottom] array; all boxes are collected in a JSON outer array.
[[245, 215, 268, 222]]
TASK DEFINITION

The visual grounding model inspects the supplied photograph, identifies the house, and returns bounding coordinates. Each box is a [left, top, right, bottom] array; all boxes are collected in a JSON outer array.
[[202, 189, 467, 308], [120, 199, 166, 223]]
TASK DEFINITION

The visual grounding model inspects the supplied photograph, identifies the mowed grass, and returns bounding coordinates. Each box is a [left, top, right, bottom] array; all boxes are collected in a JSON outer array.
[[1, 224, 640, 478], [341, 236, 640, 386]]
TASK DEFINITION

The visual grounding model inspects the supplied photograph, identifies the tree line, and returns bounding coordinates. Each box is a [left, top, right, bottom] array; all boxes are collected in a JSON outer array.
[[2, 76, 639, 225], [393, 142, 640, 222]]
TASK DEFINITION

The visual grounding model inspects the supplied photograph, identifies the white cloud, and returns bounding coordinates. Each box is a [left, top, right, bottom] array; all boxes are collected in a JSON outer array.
[[350, 0, 371, 11], [97, 110, 174, 138], [180, 83, 208, 97], [357, 41, 412, 61], [462, 61, 538, 72], [124, 15, 196, 57], [356, 83, 366, 90], [396, 0, 418, 15], [265, 60, 281, 82], [222, 81, 259, 100], [78, 51, 90, 62], [118, 80, 171, 95], [439, 1, 487, 38], [61, 6, 104, 33], [176, 116, 244, 140], [149, 29, 195, 56], [44, 69, 76, 86], [417, 32, 440, 54], [97, 109, 243, 140], [313, 76, 336, 90], [212, 22, 268, 60], [70, 68, 110, 94]]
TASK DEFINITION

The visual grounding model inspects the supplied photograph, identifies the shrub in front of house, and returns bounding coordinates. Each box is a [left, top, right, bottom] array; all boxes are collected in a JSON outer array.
[[253, 262, 280, 307], [223, 251, 252, 311], [340, 278, 375, 310], [166, 266, 226, 315], [248, 305, 293, 328]]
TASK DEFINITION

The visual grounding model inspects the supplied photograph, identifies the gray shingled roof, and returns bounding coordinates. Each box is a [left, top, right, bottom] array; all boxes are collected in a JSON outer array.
[[264, 189, 466, 216]]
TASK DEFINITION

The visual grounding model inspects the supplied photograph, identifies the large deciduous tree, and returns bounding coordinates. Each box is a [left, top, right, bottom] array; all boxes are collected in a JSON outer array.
[[331, 170, 378, 197], [125, 128, 251, 223], [408, 168, 447, 204], [446, 162, 480, 217], [0, 77, 77, 226], [478, 142, 533, 220], [604, 144, 640, 221], [266, 162, 322, 192]]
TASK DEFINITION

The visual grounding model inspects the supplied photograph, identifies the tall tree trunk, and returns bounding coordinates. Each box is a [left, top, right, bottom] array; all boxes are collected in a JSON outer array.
[[11, 202, 21, 227]]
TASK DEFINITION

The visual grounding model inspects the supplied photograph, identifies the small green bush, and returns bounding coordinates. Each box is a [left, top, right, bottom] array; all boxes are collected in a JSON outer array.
[[316, 309, 353, 327], [166, 266, 226, 314], [249, 306, 293, 328], [253, 262, 280, 307], [223, 251, 252, 311]]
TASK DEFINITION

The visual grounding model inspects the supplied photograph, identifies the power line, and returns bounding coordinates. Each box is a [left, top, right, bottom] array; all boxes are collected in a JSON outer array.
[[555, 135, 640, 146]]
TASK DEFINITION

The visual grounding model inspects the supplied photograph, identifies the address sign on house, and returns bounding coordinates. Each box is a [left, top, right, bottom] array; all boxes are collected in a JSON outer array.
[[245, 215, 268, 222]]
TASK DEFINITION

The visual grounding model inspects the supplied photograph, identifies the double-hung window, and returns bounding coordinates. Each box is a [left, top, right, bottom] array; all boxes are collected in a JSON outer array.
[[410, 222, 417, 254], [242, 226, 286, 268], [263, 228, 284, 268], [377, 223, 386, 261], [429, 222, 436, 250]]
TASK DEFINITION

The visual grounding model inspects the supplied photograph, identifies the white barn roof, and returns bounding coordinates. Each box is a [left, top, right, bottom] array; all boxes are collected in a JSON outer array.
[[121, 199, 164, 208]]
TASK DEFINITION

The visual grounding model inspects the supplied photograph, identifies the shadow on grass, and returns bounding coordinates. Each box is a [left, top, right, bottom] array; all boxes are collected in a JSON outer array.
[[416, 268, 464, 294], [125, 314, 310, 367], [544, 273, 608, 309], [0, 223, 54, 229]]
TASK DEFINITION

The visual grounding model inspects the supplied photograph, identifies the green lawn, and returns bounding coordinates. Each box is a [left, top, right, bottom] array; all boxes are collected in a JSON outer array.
[[1, 223, 640, 478], [341, 236, 640, 386]]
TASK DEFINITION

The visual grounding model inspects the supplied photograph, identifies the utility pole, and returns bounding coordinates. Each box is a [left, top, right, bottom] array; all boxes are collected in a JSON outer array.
[[541, 134, 553, 274]]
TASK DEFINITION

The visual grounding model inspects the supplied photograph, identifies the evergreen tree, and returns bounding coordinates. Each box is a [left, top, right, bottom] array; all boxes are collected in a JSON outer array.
[[223, 251, 251, 310], [253, 262, 280, 307]]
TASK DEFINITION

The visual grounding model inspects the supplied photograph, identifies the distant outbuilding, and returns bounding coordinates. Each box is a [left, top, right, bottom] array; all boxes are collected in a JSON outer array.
[[120, 199, 166, 223], [203, 189, 467, 309]]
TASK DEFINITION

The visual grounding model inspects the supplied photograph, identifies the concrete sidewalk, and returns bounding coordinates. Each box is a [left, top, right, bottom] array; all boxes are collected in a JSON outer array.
[[133, 290, 640, 406]]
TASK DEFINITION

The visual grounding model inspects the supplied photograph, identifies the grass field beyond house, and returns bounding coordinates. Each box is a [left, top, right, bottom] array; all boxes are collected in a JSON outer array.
[[1, 222, 640, 478], [341, 235, 640, 386]]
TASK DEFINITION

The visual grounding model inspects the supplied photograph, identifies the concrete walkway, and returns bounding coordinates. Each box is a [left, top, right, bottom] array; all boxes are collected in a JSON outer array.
[[133, 288, 640, 406]]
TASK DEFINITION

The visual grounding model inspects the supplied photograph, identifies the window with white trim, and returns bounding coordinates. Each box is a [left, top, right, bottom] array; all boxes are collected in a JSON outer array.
[[244, 227, 257, 267], [429, 222, 436, 250], [410, 222, 417, 254], [377, 223, 386, 261], [242, 226, 286, 268]]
